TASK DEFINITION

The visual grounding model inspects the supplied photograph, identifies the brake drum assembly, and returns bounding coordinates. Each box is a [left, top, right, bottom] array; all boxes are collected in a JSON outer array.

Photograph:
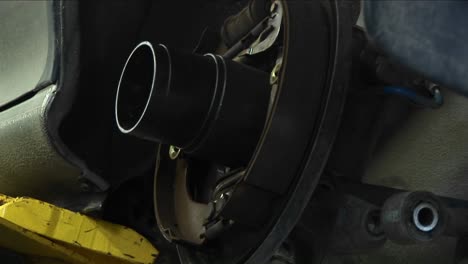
[[114, 1, 352, 263]]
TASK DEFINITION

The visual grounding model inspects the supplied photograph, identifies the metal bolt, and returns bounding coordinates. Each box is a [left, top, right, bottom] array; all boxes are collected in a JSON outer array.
[[169, 145, 181, 160], [366, 210, 384, 236]]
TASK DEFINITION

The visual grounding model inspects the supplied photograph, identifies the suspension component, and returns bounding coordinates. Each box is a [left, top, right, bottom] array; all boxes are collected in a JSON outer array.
[[380, 191, 447, 244]]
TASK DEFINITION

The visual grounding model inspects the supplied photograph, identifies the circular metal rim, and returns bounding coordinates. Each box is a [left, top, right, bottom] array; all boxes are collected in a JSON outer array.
[[243, 1, 349, 263], [151, 1, 351, 263], [413, 202, 439, 232], [115, 41, 157, 134]]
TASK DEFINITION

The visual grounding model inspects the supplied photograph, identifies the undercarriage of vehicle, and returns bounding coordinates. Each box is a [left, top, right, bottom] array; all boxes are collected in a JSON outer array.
[[1, 1, 468, 263]]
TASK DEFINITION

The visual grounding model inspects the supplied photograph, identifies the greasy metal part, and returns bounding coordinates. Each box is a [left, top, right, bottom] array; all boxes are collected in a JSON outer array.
[[0, 194, 158, 264], [327, 181, 468, 263], [352, 88, 467, 260], [221, 0, 270, 48], [173, 159, 212, 244], [294, 185, 387, 256], [324, 4, 468, 263], [199, 171, 245, 234], [381, 192, 446, 244], [222, 16, 269, 59], [154, 145, 212, 245], [220, 0, 350, 228], [329, 195, 386, 254], [244, 1, 283, 55], [367, 209, 384, 236], [268, 53, 283, 112], [270, 62, 281, 85], [169, 146, 181, 160], [223, 1, 283, 59], [337, 180, 468, 239], [312, 180, 468, 263], [212, 170, 245, 200], [149, 0, 350, 262], [177, 0, 351, 263]]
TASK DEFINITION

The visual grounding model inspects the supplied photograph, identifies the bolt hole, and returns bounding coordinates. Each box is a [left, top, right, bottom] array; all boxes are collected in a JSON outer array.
[[366, 210, 383, 236], [417, 207, 434, 227], [413, 202, 439, 232]]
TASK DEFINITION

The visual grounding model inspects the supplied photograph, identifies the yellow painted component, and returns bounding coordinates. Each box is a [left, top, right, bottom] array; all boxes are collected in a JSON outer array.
[[0, 194, 158, 264], [0, 214, 89, 263]]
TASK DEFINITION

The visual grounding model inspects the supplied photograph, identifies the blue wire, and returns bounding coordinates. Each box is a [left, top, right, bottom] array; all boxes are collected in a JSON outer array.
[[383, 86, 443, 109]]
